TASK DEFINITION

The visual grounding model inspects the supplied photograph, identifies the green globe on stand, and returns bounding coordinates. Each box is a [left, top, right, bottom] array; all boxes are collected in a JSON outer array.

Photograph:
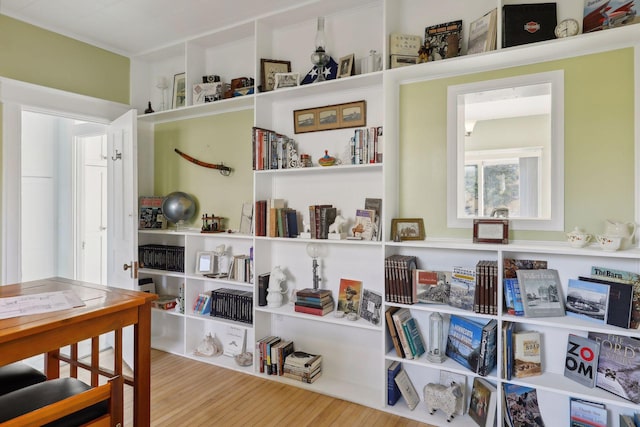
[[162, 191, 196, 229]]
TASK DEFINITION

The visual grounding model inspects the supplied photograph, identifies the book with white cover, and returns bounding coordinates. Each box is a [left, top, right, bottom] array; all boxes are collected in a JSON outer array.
[[222, 325, 246, 357]]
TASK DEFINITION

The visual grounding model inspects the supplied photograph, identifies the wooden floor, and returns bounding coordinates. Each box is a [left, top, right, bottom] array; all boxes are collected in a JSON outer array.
[[113, 349, 434, 426]]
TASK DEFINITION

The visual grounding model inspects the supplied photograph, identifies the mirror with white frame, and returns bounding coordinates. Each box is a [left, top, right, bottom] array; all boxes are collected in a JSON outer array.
[[447, 71, 565, 231]]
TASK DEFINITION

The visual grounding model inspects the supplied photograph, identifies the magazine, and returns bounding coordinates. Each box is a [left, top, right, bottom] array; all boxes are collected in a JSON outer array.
[[424, 20, 462, 61], [503, 383, 545, 427]]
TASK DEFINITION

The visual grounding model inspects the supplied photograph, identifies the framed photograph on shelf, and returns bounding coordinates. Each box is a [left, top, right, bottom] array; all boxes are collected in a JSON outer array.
[[274, 72, 300, 89], [195, 251, 214, 275], [260, 59, 291, 92], [338, 54, 355, 78], [339, 100, 366, 128], [293, 108, 317, 134], [390, 218, 425, 241], [473, 218, 509, 244], [172, 72, 186, 109]]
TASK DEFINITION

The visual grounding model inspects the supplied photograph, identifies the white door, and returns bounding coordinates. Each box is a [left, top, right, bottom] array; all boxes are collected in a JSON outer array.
[[75, 129, 108, 285], [106, 109, 138, 368]]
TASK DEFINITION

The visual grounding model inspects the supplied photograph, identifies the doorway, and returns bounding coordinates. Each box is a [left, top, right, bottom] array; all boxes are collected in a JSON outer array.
[[20, 111, 107, 284]]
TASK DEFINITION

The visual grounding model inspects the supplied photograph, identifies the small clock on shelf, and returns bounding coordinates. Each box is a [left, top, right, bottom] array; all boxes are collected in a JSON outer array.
[[555, 18, 580, 38]]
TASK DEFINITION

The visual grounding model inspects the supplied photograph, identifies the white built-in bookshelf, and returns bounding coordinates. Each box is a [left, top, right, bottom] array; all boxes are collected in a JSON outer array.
[[133, 0, 640, 425]]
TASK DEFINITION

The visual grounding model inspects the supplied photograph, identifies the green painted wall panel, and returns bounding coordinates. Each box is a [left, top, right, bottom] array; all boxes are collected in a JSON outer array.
[[153, 109, 254, 230], [0, 15, 129, 104], [399, 48, 634, 240]]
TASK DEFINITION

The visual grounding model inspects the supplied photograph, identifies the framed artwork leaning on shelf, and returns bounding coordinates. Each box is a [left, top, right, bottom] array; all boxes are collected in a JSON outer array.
[[390, 218, 425, 241], [338, 54, 355, 78], [172, 72, 186, 109], [293, 100, 366, 133], [473, 218, 508, 244], [274, 72, 300, 89], [260, 59, 291, 92]]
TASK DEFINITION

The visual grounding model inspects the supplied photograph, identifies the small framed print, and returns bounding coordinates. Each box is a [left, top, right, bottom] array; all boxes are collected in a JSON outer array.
[[473, 219, 509, 244], [338, 54, 355, 78], [339, 100, 366, 128], [274, 72, 300, 89], [195, 251, 214, 275], [316, 105, 339, 130], [260, 59, 291, 92], [172, 72, 186, 109], [390, 218, 425, 241], [293, 108, 317, 134]]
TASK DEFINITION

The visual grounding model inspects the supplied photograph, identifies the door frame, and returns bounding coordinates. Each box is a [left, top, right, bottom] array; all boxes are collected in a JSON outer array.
[[0, 77, 131, 284]]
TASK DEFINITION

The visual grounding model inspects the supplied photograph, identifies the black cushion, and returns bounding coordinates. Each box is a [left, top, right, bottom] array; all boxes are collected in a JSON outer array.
[[0, 377, 108, 427], [0, 363, 47, 396]]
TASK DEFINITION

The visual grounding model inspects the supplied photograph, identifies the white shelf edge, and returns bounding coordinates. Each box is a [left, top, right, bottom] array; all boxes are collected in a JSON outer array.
[[137, 95, 254, 124], [139, 268, 185, 278], [255, 163, 382, 175], [255, 236, 382, 246], [255, 305, 382, 331], [184, 274, 253, 288]]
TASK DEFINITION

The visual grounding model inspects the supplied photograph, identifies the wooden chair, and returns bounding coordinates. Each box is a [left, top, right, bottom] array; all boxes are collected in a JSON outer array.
[[0, 375, 122, 427]]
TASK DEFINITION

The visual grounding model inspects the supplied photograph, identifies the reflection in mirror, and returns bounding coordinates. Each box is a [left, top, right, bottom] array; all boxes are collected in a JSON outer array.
[[447, 71, 564, 231]]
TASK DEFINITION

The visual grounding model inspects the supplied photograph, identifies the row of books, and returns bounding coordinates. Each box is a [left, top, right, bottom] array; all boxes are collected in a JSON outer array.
[[138, 244, 185, 272], [308, 204, 337, 239], [254, 199, 298, 238], [255, 335, 322, 383], [384, 307, 425, 360], [210, 288, 253, 324], [349, 127, 382, 165], [294, 288, 335, 316], [228, 254, 252, 283], [252, 126, 297, 171]]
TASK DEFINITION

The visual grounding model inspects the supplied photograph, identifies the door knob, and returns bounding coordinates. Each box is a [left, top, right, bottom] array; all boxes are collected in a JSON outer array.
[[123, 263, 132, 271]]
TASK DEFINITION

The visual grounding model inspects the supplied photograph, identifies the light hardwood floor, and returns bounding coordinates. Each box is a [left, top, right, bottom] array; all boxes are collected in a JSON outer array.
[[112, 349, 434, 426]]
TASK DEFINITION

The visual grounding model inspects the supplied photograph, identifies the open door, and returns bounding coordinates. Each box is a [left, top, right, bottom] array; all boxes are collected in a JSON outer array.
[[106, 109, 138, 368]]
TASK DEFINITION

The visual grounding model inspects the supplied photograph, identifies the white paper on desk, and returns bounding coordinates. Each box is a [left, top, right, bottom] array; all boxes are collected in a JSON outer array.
[[0, 290, 85, 319]]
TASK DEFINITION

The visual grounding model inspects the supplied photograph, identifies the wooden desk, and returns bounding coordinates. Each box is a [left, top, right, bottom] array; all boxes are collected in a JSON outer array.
[[0, 277, 156, 426]]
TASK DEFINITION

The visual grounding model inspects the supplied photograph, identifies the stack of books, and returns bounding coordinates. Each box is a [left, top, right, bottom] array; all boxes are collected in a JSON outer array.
[[283, 351, 322, 383], [294, 288, 334, 316]]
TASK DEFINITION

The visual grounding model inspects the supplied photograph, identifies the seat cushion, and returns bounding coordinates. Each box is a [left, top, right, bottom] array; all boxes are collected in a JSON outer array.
[[0, 377, 108, 427], [0, 363, 47, 396]]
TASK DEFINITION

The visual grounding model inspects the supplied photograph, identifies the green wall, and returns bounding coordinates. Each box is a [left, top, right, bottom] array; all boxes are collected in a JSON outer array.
[[399, 48, 635, 240], [0, 15, 129, 103], [153, 109, 254, 230]]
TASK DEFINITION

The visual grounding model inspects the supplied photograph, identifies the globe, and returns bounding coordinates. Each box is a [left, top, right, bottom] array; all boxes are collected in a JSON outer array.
[[162, 191, 196, 225]]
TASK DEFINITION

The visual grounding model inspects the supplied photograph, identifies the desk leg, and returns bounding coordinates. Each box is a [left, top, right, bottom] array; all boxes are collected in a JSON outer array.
[[134, 301, 152, 426], [45, 349, 60, 380]]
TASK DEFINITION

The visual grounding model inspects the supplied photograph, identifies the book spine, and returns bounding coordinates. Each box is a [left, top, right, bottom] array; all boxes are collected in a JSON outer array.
[[387, 363, 402, 405]]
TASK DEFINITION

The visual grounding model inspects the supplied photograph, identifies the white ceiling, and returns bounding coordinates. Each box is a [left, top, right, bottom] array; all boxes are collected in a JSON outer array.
[[0, 0, 306, 56]]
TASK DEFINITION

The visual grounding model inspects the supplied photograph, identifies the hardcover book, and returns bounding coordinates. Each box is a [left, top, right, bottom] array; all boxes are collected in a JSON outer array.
[[448, 266, 476, 311], [588, 332, 640, 404], [352, 208, 376, 240], [359, 288, 382, 325], [565, 278, 610, 324], [336, 278, 363, 316], [393, 368, 420, 410], [513, 331, 542, 378], [564, 334, 600, 388], [446, 314, 497, 375], [414, 269, 450, 304], [502, 2, 557, 48], [387, 360, 402, 405], [364, 198, 382, 241], [439, 370, 467, 415], [424, 20, 462, 61], [385, 306, 405, 358], [469, 377, 497, 427], [138, 196, 166, 229], [467, 9, 498, 55], [401, 316, 426, 358], [515, 269, 565, 318], [503, 258, 548, 279], [503, 383, 545, 427], [570, 398, 607, 427], [392, 308, 415, 359]]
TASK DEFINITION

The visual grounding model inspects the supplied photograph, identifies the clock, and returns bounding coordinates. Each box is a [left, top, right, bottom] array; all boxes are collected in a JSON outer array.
[[554, 18, 580, 38]]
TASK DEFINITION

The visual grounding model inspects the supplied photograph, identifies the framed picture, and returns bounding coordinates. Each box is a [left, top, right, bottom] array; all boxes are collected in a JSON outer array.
[[339, 100, 366, 128], [172, 72, 186, 109], [473, 218, 509, 244], [274, 72, 300, 89], [316, 105, 339, 130], [338, 54, 355, 78], [293, 108, 317, 134], [260, 59, 291, 92], [390, 218, 425, 241], [195, 251, 214, 275]]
